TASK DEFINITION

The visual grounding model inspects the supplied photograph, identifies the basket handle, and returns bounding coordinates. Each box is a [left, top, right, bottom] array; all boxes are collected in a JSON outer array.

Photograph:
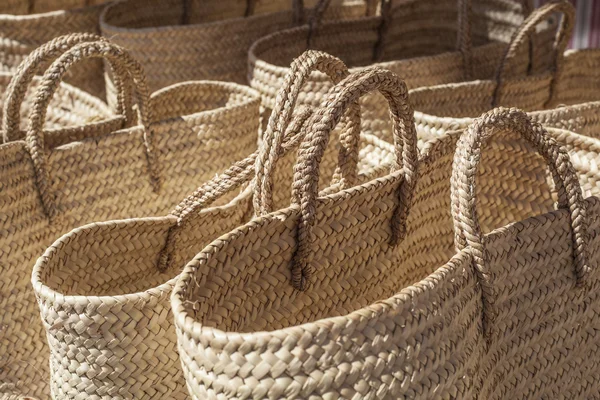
[[156, 107, 313, 270], [254, 50, 358, 216], [157, 50, 355, 270], [1, 33, 134, 143], [26, 40, 158, 221], [492, 0, 575, 107], [290, 67, 419, 290], [451, 107, 589, 335]]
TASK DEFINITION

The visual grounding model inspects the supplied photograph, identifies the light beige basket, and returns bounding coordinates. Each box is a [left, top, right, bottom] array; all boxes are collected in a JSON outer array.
[[100, 0, 371, 94], [30, 51, 394, 400], [0, 0, 112, 98], [173, 80, 600, 400], [411, 0, 600, 142], [0, 38, 262, 399], [248, 0, 549, 141]]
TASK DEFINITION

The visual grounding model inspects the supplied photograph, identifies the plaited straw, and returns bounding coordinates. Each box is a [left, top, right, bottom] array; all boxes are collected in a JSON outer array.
[[0, 35, 113, 144], [100, 0, 371, 95], [248, 0, 549, 143], [412, 0, 600, 142], [1, 38, 261, 399], [31, 53, 394, 399], [0, 1, 113, 98], [173, 104, 600, 399]]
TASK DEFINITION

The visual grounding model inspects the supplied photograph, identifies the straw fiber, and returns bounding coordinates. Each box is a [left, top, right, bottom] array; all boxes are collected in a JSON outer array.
[[100, 0, 371, 95], [30, 51, 394, 399], [173, 85, 600, 399], [0, 1, 112, 98], [248, 0, 551, 143], [1, 38, 261, 399], [412, 0, 600, 142]]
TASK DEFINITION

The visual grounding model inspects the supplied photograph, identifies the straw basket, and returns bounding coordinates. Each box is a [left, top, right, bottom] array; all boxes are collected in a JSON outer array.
[[0, 38, 261, 399], [30, 50, 394, 399], [173, 82, 600, 398]]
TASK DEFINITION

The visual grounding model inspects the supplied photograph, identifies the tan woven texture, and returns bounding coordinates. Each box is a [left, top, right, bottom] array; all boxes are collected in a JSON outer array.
[[248, 0, 553, 142], [0, 1, 112, 98], [412, 0, 600, 143], [173, 74, 600, 400], [30, 50, 394, 400], [100, 0, 371, 96], [0, 37, 262, 399]]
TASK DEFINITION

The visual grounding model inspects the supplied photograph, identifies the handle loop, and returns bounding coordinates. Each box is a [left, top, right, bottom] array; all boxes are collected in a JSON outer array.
[[2, 33, 133, 143], [492, 0, 575, 107], [254, 50, 358, 216], [451, 107, 589, 335], [26, 41, 157, 221], [290, 67, 419, 290], [156, 108, 313, 270]]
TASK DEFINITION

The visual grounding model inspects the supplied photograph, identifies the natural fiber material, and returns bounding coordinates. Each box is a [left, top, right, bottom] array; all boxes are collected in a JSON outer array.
[[1, 38, 261, 399], [249, 0, 550, 142], [173, 101, 600, 398], [411, 0, 600, 142], [30, 50, 393, 400], [100, 0, 370, 95], [0, 1, 112, 98]]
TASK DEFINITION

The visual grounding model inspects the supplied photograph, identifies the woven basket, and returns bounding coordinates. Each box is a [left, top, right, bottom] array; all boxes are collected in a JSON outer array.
[[248, 0, 551, 142], [0, 38, 262, 399], [100, 0, 371, 95], [30, 50, 394, 400], [0, 0, 112, 98], [173, 79, 600, 400], [412, 0, 600, 142]]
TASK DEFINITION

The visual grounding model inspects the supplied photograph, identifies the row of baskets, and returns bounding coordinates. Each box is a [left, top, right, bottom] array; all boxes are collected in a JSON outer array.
[[2, 0, 600, 399]]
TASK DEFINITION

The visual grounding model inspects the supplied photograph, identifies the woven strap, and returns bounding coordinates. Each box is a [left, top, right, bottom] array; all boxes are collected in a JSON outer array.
[[156, 108, 313, 270], [492, 0, 575, 107], [451, 107, 589, 334], [1, 33, 133, 143], [290, 67, 419, 290], [26, 40, 157, 221], [254, 50, 356, 216]]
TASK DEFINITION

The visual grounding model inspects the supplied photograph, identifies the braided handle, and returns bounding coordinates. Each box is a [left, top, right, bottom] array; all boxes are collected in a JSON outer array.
[[1, 33, 133, 143], [450, 107, 589, 333], [254, 50, 357, 216], [156, 108, 313, 271], [26, 41, 157, 221], [492, 0, 575, 107], [290, 67, 419, 290]]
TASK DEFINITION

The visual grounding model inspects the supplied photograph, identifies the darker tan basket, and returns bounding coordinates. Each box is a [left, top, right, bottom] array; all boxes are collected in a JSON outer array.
[[248, 0, 550, 143], [100, 0, 372, 94], [0, 0, 112, 98], [173, 90, 600, 399], [411, 0, 600, 141], [30, 51, 395, 400], [0, 38, 261, 399]]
